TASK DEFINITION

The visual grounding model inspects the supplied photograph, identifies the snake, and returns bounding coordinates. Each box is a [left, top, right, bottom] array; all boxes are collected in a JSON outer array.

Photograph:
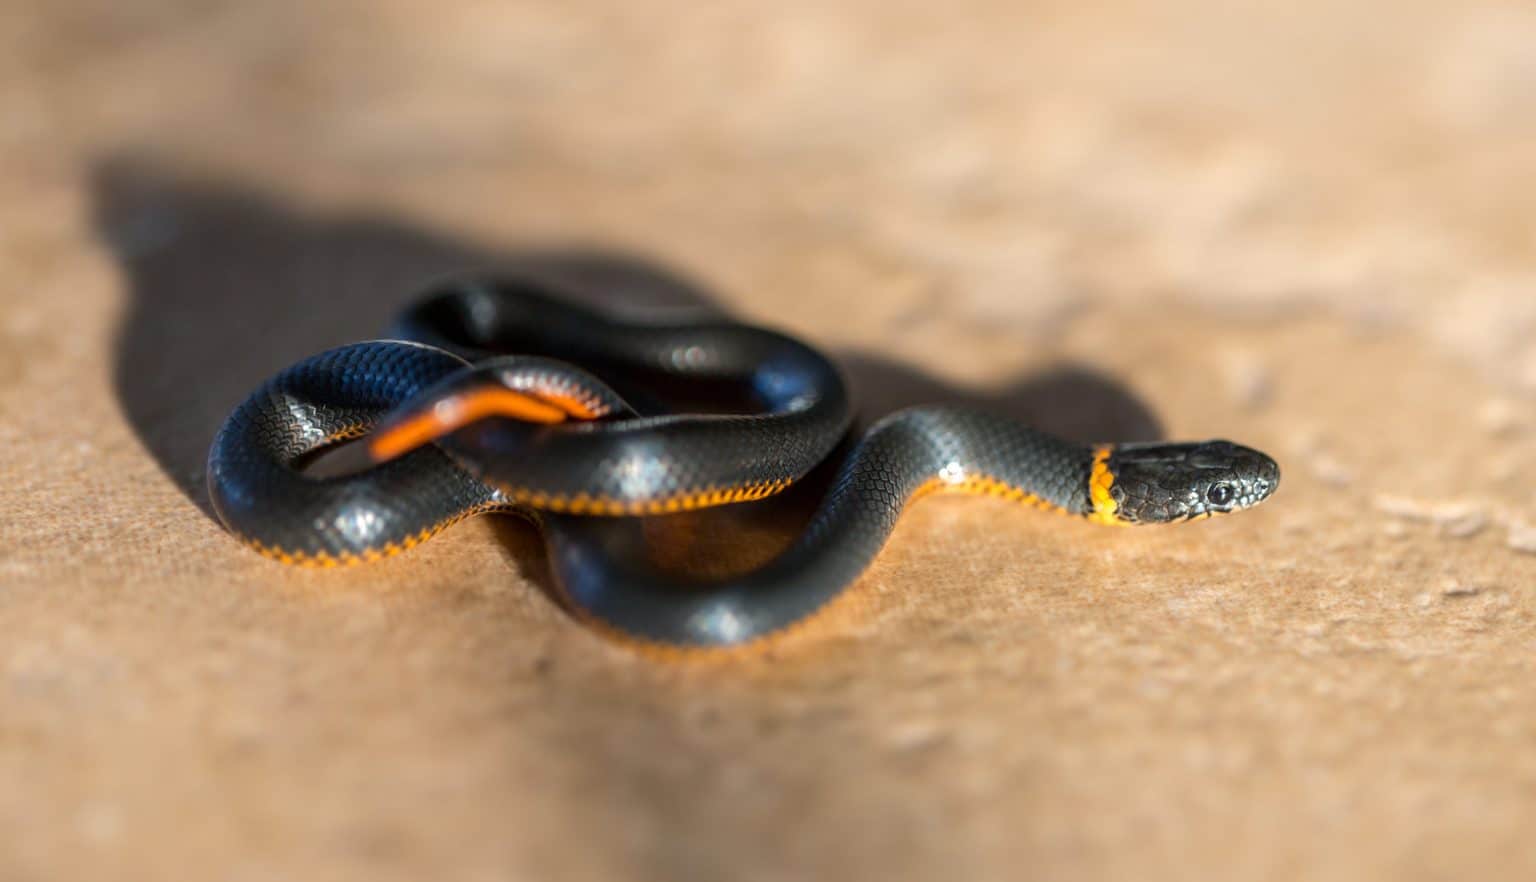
[[207, 278, 1280, 650]]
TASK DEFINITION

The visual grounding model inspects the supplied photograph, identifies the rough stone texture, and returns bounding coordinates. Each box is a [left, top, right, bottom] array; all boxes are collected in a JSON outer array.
[[4, 2, 1536, 880]]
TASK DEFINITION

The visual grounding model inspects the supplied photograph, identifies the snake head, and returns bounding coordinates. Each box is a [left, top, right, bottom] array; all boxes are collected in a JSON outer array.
[[1103, 440, 1279, 524]]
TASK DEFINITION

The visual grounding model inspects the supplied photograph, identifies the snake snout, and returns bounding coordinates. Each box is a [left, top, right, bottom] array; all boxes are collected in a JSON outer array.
[[1234, 446, 1280, 507]]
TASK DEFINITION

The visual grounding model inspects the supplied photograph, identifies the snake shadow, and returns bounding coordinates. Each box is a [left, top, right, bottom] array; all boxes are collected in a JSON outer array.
[[100, 158, 1162, 585]]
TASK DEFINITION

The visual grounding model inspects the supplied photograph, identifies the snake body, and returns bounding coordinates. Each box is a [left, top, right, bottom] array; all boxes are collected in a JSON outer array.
[[208, 279, 1279, 648]]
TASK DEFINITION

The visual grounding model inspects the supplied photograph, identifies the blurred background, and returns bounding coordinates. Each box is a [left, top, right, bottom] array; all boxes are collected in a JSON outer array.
[[4, 1, 1536, 880]]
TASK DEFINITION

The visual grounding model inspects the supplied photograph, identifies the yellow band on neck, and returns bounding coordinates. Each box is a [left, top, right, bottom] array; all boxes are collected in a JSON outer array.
[[1087, 445, 1125, 525]]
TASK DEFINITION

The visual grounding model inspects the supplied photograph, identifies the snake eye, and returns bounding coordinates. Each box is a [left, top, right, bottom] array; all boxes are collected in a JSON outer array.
[[1207, 483, 1235, 507]]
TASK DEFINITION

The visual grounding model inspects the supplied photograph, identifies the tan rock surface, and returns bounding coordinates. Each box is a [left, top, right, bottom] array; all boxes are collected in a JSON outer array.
[[4, 1, 1536, 879]]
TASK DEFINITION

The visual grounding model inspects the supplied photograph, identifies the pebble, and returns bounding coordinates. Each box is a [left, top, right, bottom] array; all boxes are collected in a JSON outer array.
[[1506, 519, 1536, 554], [1478, 399, 1525, 436], [1373, 495, 1487, 538], [887, 720, 948, 751], [1310, 453, 1356, 487], [1441, 580, 1482, 598], [1442, 512, 1489, 539]]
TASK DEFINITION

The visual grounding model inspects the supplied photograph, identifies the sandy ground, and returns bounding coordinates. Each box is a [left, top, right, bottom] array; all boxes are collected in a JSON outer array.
[[4, 1, 1536, 880]]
